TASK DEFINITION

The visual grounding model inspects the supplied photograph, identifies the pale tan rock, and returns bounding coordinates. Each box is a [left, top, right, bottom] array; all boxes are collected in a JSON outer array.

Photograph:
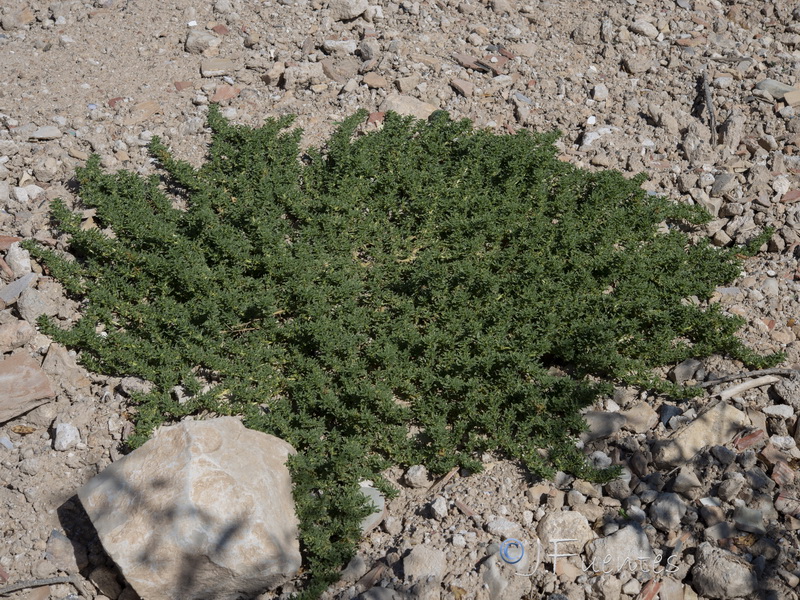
[[42, 343, 91, 399], [620, 402, 659, 433], [653, 401, 747, 467], [0, 352, 55, 423], [537, 511, 594, 556], [379, 94, 438, 120], [201, 58, 235, 77], [78, 417, 300, 600], [0, 319, 35, 352]]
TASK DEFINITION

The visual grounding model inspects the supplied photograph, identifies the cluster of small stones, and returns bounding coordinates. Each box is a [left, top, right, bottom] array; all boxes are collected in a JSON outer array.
[[2, 0, 800, 599]]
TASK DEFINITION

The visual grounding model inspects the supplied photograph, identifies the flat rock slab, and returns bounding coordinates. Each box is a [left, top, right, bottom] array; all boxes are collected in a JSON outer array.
[[78, 417, 301, 600], [379, 94, 438, 120], [0, 352, 55, 423], [653, 401, 747, 467], [201, 58, 235, 77]]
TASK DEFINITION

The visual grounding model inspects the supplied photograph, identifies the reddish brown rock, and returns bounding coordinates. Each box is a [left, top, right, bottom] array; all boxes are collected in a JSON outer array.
[[450, 78, 474, 97], [210, 84, 241, 103], [362, 72, 388, 89], [0, 235, 22, 251]]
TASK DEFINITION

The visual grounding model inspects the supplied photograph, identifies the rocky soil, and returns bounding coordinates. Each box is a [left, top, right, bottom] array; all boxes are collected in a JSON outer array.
[[2, 0, 800, 599]]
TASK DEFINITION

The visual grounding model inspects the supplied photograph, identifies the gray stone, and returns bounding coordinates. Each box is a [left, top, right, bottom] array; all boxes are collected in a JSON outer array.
[[630, 20, 659, 39], [763, 404, 794, 419], [5, 242, 31, 277], [620, 402, 658, 433], [586, 524, 655, 573], [30, 126, 62, 140], [691, 542, 757, 599], [537, 511, 594, 556], [485, 517, 521, 538], [592, 83, 609, 101], [403, 545, 446, 582], [621, 54, 652, 74], [710, 173, 737, 197], [580, 411, 625, 442], [185, 29, 221, 55], [119, 377, 155, 396], [733, 505, 765, 535], [718, 473, 745, 501], [704, 521, 735, 542], [54, 422, 81, 451], [428, 496, 448, 520], [359, 484, 386, 532], [17, 282, 61, 325], [328, 0, 368, 20], [649, 492, 687, 531], [78, 417, 301, 600], [341, 555, 368, 583], [755, 78, 796, 100], [46, 529, 89, 572], [0, 352, 55, 423], [322, 39, 358, 56], [669, 358, 702, 384], [671, 468, 702, 494], [358, 588, 407, 600], [403, 464, 431, 488]]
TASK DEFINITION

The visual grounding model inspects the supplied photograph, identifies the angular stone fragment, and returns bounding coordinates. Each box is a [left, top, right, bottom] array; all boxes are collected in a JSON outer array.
[[320, 58, 358, 83], [201, 58, 235, 77], [185, 29, 220, 55], [537, 511, 594, 556], [210, 84, 240, 103], [403, 546, 446, 582], [649, 492, 687, 531], [30, 126, 62, 140], [0, 353, 55, 423], [0, 319, 35, 352], [691, 542, 756, 599], [733, 505, 765, 535], [42, 344, 91, 399], [586, 524, 655, 572], [620, 402, 658, 433], [0, 273, 36, 309], [450, 78, 473, 97], [124, 100, 161, 125], [380, 94, 438, 120], [580, 411, 625, 442], [755, 78, 796, 100], [653, 401, 747, 467], [78, 418, 300, 600], [362, 72, 388, 88], [328, 0, 368, 21]]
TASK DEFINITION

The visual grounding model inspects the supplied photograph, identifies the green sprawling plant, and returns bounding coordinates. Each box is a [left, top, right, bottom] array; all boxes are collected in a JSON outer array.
[[24, 107, 781, 597]]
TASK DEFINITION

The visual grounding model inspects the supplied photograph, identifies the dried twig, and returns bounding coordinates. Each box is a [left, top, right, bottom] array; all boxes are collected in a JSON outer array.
[[0, 575, 78, 596], [426, 465, 459, 496], [719, 375, 781, 401], [696, 368, 800, 388], [703, 67, 717, 145]]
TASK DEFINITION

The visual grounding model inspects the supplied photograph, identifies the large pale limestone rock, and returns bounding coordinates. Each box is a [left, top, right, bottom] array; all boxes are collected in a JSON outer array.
[[78, 417, 301, 600], [652, 400, 747, 467]]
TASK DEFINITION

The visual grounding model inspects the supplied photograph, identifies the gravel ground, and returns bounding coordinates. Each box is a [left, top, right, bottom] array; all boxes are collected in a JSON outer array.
[[2, 0, 800, 599]]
